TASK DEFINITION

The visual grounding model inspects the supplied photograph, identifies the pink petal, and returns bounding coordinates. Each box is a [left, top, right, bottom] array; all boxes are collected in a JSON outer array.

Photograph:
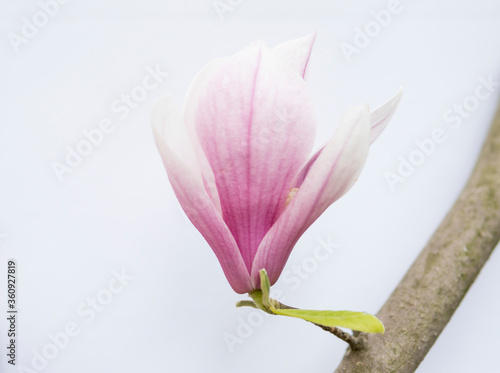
[[273, 33, 317, 79], [292, 89, 403, 187], [183, 57, 229, 214], [292, 147, 323, 188], [251, 105, 371, 287], [193, 44, 316, 272], [152, 95, 252, 294], [369, 88, 403, 144]]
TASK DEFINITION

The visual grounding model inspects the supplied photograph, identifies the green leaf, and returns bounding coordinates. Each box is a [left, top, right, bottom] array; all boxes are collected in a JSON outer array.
[[236, 300, 258, 309], [259, 269, 271, 308], [272, 309, 385, 334]]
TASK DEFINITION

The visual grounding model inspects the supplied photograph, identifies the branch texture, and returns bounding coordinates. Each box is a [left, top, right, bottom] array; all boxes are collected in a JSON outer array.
[[335, 101, 500, 373]]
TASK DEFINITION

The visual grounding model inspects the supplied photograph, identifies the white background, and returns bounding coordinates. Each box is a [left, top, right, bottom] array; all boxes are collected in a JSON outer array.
[[1, 1, 500, 372]]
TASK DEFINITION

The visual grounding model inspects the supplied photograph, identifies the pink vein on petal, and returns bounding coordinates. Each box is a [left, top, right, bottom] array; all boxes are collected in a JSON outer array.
[[301, 36, 315, 78], [243, 47, 263, 271]]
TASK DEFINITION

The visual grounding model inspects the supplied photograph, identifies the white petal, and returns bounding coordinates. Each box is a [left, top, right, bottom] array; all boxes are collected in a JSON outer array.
[[370, 88, 403, 144], [273, 33, 317, 78]]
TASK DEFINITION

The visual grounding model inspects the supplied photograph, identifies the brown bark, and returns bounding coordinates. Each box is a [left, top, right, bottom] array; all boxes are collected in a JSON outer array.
[[335, 101, 500, 373]]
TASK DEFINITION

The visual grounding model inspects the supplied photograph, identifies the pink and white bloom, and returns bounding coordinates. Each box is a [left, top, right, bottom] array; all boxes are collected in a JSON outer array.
[[152, 34, 402, 294]]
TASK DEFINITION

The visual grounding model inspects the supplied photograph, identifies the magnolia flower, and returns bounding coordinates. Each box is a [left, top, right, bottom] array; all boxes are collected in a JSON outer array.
[[152, 34, 402, 294]]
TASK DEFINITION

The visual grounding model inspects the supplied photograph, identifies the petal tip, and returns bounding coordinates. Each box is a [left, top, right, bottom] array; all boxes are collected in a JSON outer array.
[[273, 33, 317, 78], [369, 88, 404, 144]]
